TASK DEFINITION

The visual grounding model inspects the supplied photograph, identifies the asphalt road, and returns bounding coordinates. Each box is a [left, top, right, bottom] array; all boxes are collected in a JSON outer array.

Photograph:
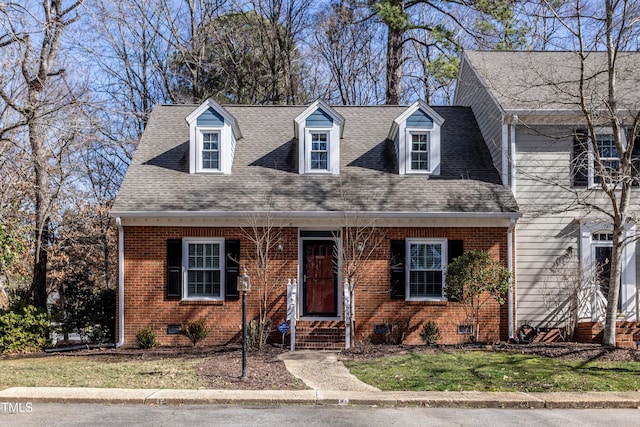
[[1, 404, 639, 427]]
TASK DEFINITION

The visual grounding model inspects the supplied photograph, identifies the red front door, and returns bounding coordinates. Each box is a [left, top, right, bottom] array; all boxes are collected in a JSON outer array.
[[303, 240, 337, 316]]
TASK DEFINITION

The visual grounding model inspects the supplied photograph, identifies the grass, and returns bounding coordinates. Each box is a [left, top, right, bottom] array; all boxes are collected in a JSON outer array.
[[345, 350, 640, 392], [0, 355, 208, 389]]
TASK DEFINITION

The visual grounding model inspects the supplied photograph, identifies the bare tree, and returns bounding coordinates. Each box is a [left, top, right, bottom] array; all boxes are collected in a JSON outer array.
[[241, 208, 288, 349], [311, 2, 386, 105], [541, 0, 640, 346], [0, 0, 86, 310]]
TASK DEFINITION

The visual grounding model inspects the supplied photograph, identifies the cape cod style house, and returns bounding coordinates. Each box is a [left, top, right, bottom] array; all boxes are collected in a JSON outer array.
[[455, 51, 640, 346], [111, 98, 519, 348]]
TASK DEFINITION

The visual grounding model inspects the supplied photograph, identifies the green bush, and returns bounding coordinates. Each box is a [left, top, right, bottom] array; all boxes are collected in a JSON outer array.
[[180, 318, 209, 346], [135, 326, 158, 349], [420, 320, 441, 345], [0, 306, 50, 354]]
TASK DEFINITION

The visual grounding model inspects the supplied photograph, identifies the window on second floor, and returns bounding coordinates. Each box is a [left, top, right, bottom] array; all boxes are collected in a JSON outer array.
[[389, 101, 444, 176], [572, 128, 640, 187], [186, 98, 241, 175], [199, 130, 221, 171], [295, 100, 344, 175], [410, 132, 430, 171], [309, 131, 329, 171]]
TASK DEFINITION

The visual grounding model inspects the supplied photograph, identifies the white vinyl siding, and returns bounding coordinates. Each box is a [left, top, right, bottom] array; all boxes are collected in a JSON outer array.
[[514, 125, 640, 325]]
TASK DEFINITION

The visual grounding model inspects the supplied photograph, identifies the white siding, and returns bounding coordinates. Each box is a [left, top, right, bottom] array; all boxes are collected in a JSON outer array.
[[514, 125, 640, 326]]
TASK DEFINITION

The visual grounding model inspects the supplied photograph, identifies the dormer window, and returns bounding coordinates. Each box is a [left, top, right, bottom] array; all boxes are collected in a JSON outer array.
[[295, 100, 344, 175], [200, 130, 221, 171], [410, 132, 430, 171], [310, 131, 329, 170], [389, 100, 445, 176], [186, 98, 242, 175]]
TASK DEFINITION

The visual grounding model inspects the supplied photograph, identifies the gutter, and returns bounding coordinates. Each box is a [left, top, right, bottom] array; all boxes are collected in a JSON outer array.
[[115, 217, 124, 348], [111, 210, 522, 220]]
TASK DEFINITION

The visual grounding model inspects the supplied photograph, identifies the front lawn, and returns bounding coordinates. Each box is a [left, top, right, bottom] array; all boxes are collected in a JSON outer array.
[[344, 350, 640, 392], [0, 354, 207, 389]]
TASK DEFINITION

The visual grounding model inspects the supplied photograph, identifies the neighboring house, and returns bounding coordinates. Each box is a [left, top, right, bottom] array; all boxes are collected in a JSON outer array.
[[111, 99, 519, 348], [455, 51, 640, 346]]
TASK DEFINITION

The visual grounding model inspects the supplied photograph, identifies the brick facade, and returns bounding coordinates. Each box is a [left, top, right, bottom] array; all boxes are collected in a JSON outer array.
[[120, 225, 510, 348]]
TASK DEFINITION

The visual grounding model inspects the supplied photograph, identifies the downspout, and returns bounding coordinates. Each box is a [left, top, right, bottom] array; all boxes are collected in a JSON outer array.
[[501, 118, 509, 186], [115, 217, 124, 348], [507, 114, 518, 340], [510, 115, 518, 198], [507, 218, 516, 341]]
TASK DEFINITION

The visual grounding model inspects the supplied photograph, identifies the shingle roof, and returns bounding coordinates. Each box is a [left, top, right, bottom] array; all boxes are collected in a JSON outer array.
[[462, 51, 640, 113], [111, 104, 518, 216]]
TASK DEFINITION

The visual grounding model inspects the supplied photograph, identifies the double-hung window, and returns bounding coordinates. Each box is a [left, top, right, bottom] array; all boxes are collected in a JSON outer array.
[[309, 132, 329, 171], [184, 238, 224, 300], [407, 239, 447, 300], [199, 130, 220, 171], [593, 133, 619, 185], [410, 132, 430, 171]]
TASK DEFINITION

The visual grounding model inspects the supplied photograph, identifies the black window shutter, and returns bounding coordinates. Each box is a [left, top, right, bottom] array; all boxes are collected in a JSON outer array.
[[448, 240, 464, 264], [225, 240, 240, 301], [390, 240, 406, 299], [632, 134, 640, 184], [166, 239, 182, 300], [572, 129, 589, 187]]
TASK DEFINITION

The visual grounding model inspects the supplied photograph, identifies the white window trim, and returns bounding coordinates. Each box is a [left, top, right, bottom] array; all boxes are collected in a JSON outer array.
[[182, 237, 225, 301], [399, 126, 441, 176], [405, 238, 448, 301], [305, 128, 332, 173], [196, 128, 222, 173], [579, 222, 636, 321], [407, 130, 432, 173], [587, 127, 625, 188]]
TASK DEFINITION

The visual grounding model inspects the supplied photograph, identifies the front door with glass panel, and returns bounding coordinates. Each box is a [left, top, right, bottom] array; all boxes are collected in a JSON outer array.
[[302, 240, 337, 316]]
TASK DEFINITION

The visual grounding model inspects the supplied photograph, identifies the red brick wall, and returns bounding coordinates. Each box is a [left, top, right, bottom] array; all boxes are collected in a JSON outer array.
[[120, 226, 509, 347]]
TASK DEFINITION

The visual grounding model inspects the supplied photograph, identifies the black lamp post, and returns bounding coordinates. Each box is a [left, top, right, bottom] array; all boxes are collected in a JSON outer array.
[[238, 266, 250, 378]]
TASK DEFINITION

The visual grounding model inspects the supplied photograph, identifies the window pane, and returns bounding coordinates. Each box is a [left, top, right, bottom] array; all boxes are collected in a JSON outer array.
[[186, 242, 221, 298], [201, 132, 220, 169], [410, 133, 429, 170], [310, 133, 329, 170], [410, 271, 443, 298]]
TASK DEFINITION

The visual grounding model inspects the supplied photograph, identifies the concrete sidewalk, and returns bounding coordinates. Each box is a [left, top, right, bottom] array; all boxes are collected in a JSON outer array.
[[1, 387, 640, 408], [1, 350, 639, 408]]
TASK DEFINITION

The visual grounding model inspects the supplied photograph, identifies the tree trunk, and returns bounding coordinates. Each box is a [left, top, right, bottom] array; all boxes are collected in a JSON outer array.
[[385, 26, 403, 105], [30, 116, 50, 311], [602, 223, 623, 346]]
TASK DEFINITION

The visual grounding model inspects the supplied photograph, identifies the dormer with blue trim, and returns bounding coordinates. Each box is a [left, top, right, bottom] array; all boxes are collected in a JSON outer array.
[[294, 99, 345, 175], [389, 100, 445, 176], [185, 98, 242, 174]]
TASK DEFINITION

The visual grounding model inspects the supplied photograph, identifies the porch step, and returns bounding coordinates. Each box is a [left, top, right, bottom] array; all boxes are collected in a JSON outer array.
[[294, 322, 345, 350]]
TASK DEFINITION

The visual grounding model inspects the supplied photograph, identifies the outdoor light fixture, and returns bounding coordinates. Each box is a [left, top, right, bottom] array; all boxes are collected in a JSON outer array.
[[238, 266, 250, 378], [276, 240, 284, 253], [357, 241, 364, 252], [238, 266, 251, 292]]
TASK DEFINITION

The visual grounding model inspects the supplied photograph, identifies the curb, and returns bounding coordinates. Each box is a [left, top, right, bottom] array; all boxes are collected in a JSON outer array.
[[1, 388, 639, 409]]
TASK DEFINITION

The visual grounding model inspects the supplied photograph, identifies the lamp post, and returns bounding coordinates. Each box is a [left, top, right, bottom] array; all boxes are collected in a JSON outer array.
[[238, 266, 250, 378]]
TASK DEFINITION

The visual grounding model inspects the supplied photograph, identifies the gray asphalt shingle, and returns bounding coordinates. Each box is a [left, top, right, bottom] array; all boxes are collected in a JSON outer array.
[[112, 104, 518, 215], [462, 51, 640, 112]]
